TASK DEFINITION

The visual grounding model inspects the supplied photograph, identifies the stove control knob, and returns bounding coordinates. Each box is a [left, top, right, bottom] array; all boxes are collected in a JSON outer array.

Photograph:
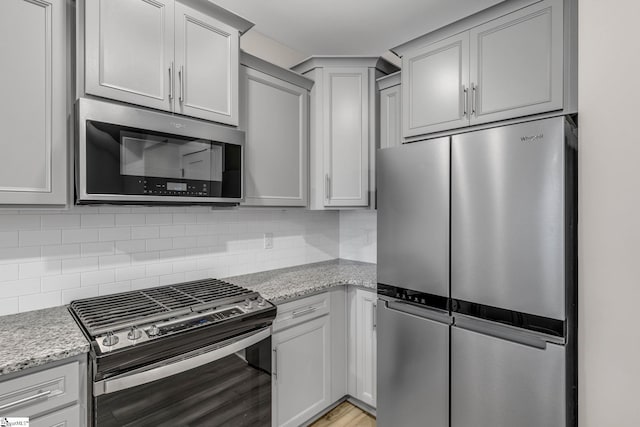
[[257, 297, 266, 307], [244, 298, 254, 309], [102, 331, 119, 347], [127, 326, 142, 341], [147, 325, 160, 337]]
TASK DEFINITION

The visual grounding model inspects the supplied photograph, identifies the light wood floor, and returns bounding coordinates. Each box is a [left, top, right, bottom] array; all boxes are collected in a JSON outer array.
[[310, 402, 376, 427]]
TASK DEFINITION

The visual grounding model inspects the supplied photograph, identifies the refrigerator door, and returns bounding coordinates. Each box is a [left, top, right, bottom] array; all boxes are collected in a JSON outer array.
[[451, 117, 566, 320], [377, 300, 449, 427], [451, 320, 566, 427], [377, 137, 450, 298]]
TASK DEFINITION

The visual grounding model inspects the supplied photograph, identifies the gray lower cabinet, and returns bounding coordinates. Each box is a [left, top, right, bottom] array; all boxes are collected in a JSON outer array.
[[400, 0, 565, 138], [272, 293, 332, 427], [239, 54, 312, 207], [0, 358, 85, 426], [347, 288, 377, 408], [0, 0, 67, 206]]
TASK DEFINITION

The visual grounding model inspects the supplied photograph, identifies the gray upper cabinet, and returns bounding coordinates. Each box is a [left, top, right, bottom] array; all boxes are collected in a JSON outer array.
[[378, 72, 402, 149], [292, 57, 398, 210], [469, 0, 563, 125], [239, 53, 311, 207], [396, 0, 569, 138], [402, 32, 470, 137], [81, 0, 251, 125], [84, 0, 175, 112], [174, 2, 239, 125], [0, 0, 67, 206]]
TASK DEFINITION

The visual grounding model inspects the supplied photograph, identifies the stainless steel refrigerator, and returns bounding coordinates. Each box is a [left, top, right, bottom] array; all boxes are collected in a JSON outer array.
[[376, 116, 577, 427]]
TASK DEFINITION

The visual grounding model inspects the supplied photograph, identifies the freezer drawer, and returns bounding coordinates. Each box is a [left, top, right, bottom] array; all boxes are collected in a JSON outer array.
[[451, 117, 568, 320], [377, 301, 449, 427], [377, 137, 450, 298], [451, 323, 566, 427]]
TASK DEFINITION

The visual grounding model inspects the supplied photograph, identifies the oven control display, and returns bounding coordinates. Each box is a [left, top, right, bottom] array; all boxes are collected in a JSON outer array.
[[167, 182, 187, 191], [153, 307, 244, 337]]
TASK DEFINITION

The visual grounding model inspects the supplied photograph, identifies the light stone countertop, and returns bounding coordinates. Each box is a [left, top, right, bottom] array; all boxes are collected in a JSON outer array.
[[0, 305, 90, 376], [0, 259, 375, 376], [225, 259, 377, 304]]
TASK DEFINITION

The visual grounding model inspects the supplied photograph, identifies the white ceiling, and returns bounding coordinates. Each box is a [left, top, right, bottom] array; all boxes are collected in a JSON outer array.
[[214, 0, 506, 57]]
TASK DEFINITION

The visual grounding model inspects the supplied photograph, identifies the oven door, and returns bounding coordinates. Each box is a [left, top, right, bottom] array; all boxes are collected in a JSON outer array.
[[93, 327, 271, 427]]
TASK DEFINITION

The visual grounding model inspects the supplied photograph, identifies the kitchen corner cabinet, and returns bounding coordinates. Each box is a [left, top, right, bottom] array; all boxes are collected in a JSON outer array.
[[239, 53, 312, 207], [400, 0, 565, 138], [0, 0, 67, 206], [292, 57, 399, 210], [378, 72, 402, 149], [81, 0, 249, 125], [348, 288, 377, 408]]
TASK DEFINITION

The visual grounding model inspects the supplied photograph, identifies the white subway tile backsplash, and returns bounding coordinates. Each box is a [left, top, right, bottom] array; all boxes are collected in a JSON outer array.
[[81, 214, 115, 228], [41, 274, 81, 292], [0, 278, 40, 298], [99, 227, 131, 242], [131, 226, 159, 240], [0, 297, 19, 316], [0, 231, 18, 248], [62, 257, 99, 274], [0, 206, 341, 313], [62, 228, 99, 244], [19, 230, 61, 247], [42, 214, 80, 229], [81, 242, 115, 257], [19, 260, 61, 279], [62, 286, 99, 304], [339, 211, 377, 263], [18, 291, 61, 312], [81, 269, 115, 287], [42, 244, 81, 260]]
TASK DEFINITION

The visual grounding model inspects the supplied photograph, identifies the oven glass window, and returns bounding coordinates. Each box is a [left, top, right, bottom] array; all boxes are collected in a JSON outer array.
[[85, 120, 241, 199], [94, 338, 271, 426]]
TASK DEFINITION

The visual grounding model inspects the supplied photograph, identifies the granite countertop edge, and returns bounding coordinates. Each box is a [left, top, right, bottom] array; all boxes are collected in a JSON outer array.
[[0, 258, 376, 377]]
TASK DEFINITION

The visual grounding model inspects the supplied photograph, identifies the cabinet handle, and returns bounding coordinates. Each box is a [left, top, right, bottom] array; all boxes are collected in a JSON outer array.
[[471, 83, 477, 116], [373, 302, 377, 329], [462, 85, 468, 117], [272, 348, 278, 381], [0, 390, 52, 412], [179, 66, 184, 103], [292, 306, 318, 318], [168, 64, 173, 101], [325, 174, 331, 201]]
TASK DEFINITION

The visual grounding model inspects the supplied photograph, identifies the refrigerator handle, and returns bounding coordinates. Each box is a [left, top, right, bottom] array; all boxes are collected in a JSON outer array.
[[453, 315, 554, 350], [385, 300, 451, 325]]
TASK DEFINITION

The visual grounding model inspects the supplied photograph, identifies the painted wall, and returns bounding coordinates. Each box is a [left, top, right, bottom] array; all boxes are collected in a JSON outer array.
[[339, 211, 376, 263], [0, 206, 338, 314], [578, 0, 640, 425], [241, 30, 308, 69]]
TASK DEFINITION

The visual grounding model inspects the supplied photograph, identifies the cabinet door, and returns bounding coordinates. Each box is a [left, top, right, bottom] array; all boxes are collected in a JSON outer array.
[[174, 2, 239, 125], [31, 404, 80, 427], [85, 0, 175, 112], [323, 68, 369, 207], [273, 316, 331, 427], [240, 66, 308, 206], [402, 32, 469, 137], [469, 0, 563, 125], [355, 289, 377, 408], [0, 0, 66, 205], [380, 85, 401, 149]]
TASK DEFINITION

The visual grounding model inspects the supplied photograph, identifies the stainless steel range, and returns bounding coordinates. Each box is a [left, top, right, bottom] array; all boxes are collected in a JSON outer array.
[[69, 279, 276, 427]]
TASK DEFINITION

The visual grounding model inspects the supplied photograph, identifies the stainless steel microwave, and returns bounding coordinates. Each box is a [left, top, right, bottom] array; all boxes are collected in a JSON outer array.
[[75, 98, 244, 205]]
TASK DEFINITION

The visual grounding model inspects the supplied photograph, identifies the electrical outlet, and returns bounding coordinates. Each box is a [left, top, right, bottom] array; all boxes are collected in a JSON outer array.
[[264, 232, 274, 249]]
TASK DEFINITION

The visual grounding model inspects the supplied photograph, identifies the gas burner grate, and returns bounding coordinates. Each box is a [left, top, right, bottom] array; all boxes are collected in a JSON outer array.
[[69, 279, 255, 337]]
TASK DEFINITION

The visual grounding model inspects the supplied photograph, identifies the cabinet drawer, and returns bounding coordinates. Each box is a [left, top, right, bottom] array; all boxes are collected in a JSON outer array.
[[273, 292, 330, 332], [0, 361, 79, 419], [31, 403, 80, 427]]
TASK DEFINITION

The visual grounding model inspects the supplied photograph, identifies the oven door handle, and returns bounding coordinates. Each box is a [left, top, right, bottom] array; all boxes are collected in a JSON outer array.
[[93, 327, 271, 396]]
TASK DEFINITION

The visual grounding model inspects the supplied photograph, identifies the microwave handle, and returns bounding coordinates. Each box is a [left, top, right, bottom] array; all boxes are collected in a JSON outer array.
[[94, 326, 271, 396]]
